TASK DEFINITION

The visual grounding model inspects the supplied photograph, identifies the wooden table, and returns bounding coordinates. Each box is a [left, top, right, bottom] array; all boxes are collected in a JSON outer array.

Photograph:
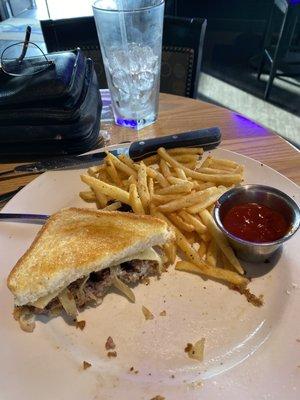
[[0, 93, 299, 203]]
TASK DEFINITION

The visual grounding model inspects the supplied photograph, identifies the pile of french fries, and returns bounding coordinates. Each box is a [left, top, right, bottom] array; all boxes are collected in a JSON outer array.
[[80, 147, 249, 288]]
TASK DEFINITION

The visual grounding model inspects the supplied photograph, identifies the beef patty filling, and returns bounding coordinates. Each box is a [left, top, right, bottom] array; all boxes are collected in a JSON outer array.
[[15, 259, 159, 320]]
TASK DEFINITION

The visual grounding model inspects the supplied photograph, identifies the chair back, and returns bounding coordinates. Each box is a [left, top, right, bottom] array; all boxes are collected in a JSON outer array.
[[162, 16, 207, 98], [41, 15, 206, 98]]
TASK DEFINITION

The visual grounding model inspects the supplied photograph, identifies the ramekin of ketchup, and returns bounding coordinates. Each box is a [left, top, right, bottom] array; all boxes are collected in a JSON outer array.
[[214, 185, 300, 262], [222, 202, 289, 243]]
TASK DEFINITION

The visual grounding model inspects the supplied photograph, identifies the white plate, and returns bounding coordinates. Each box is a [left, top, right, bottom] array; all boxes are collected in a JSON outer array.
[[0, 149, 299, 400]]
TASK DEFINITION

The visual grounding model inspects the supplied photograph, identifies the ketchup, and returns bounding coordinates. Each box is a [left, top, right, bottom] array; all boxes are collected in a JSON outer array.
[[222, 202, 289, 243]]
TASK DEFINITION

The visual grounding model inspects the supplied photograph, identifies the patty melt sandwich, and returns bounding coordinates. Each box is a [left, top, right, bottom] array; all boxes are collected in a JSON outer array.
[[7, 208, 174, 332]]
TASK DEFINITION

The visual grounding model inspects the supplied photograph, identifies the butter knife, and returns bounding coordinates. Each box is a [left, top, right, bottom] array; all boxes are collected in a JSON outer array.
[[0, 127, 221, 179]]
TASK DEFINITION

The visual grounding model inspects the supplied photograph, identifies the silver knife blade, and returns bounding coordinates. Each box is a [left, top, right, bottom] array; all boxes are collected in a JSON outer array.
[[0, 147, 129, 179], [15, 147, 129, 173], [0, 213, 48, 224]]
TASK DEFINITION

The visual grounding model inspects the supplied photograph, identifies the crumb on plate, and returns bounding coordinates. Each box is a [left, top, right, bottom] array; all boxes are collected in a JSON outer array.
[[105, 336, 116, 350], [76, 320, 86, 330], [142, 305, 154, 320], [82, 361, 91, 370], [185, 339, 205, 361]]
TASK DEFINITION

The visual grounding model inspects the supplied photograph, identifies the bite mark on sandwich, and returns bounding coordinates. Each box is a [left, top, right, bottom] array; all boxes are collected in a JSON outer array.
[[7, 208, 174, 332]]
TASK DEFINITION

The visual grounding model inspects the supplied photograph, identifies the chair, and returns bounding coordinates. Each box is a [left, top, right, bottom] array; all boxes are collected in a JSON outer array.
[[257, 0, 300, 99], [41, 15, 206, 99]]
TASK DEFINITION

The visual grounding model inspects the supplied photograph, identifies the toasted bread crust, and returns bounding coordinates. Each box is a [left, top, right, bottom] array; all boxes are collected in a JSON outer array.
[[7, 208, 173, 306]]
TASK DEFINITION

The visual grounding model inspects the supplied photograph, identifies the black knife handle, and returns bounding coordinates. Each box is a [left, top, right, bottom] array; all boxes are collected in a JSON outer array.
[[128, 127, 221, 161]]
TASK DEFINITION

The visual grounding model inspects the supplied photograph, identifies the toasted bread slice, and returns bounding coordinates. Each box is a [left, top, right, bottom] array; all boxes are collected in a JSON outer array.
[[7, 208, 173, 306]]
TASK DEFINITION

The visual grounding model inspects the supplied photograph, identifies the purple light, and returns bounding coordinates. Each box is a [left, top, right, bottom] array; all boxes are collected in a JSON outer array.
[[116, 118, 138, 128], [232, 113, 269, 137]]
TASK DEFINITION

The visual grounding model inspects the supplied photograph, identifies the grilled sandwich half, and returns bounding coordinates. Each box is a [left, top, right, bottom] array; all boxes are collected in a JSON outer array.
[[7, 208, 174, 332]]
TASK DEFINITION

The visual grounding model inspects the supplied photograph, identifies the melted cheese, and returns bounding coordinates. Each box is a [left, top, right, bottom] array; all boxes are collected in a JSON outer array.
[[30, 248, 162, 308], [30, 288, 62, 309], [118, 247, 162, 265]]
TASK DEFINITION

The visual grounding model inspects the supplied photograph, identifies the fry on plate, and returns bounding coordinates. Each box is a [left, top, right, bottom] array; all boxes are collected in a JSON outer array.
[[106, 152, 137, 178], [137, 162, 151, 211], [93, 187, 108, 208], [103, 201, 122, 211], [198, 241, 207, 259], [167, 213, 195, 232], [151, 209, 209, 268], [200, 209, 244, 275], [178, 211, 207, 234], [129, 183, 145, 215], [166, 147, 203, 155], [151, 194, 183, 205], [158, 147, 242, 184], [156, 181, 193, 195], [206, 240, 218, 267], [160, 159, 172, 178], [186, 188, 225, 214], [157, 187, 219, 213], [163, 241, 177, 265], [81, 175, 130, 205], [174, 167, 187, 180], [176, 261, 248, 287], [106, 158, 123, 187], [79, 190, 96, 202]]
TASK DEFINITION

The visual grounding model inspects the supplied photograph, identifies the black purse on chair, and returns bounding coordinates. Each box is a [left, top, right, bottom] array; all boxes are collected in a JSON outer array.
[[0, 27, 102, 160]]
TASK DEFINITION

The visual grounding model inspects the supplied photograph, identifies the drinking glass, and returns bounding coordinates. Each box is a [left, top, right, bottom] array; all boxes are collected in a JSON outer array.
[[93, 0, 165, 130]]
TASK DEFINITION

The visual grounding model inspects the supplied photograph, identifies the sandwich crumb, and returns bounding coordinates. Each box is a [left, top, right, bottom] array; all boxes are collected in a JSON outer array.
[[185, 343, 193, 353], [82, 361, 91, 370], [142, 305, 154, 320], [187, 380, 204, 389], [76, 320, 86, 330], [161, 264, 168, 273], [159, 310, 166, 316], [107, 351, 117, 358], [185, 339, 205, 361], [129, 366, 139, 374], [150, 396, 165, 400], [105, 336, 116, 350], [142, 277, 150, 285]]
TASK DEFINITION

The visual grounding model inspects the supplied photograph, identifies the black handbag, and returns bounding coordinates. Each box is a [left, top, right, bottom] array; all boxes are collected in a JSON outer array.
[[0, 48, 102, 159]]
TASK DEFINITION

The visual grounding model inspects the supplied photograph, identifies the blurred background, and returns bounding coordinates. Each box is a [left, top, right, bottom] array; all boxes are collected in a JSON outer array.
[[0, 0, 299, 147]]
